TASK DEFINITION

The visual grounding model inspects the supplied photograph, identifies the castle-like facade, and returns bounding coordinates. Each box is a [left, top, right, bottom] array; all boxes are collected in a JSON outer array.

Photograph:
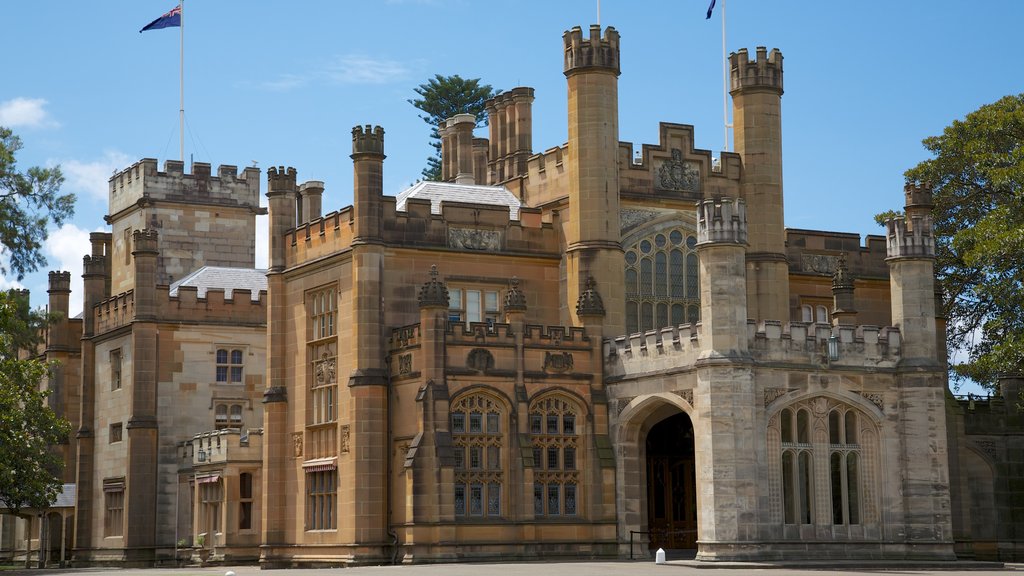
[[8, 23, 1024, 567]]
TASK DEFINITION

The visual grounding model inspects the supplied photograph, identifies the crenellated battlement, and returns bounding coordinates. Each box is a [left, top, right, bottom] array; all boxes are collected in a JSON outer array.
[[605, 320, 902, 381], [697, 197, 747, 245], [563, 25, 620, 75], [92, 283, 267, 335], [729, 46, 784, 94], [904, 182, 934, 210], [108, 158, 260, 217], [94, 290, 135, 333], [352, 125, 385, 157], [267, 165, 297, 194], [886, 212, 935, 259], [131, 228, 159, 254], [48, 270, 71, 292]]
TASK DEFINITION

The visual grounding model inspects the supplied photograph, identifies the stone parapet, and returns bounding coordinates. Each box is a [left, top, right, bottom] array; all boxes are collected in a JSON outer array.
[[886, 215, 934, 259], [92, 284, 268, 335], [109, 158, 260, 217], [188, 427, 264, 465], [729, 46, 784, 95], [94, 290, 135, 334], [563, 25, 620, 76], [351, 124, 385, 158], [605, 320, 902, 380]]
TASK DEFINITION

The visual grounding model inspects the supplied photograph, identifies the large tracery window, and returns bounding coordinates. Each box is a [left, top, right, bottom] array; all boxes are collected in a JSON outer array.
[[625, 227, 700, 335], [530, 395, 581, 517], [769, 397, 877, 530], [451, 392, 506, 518]]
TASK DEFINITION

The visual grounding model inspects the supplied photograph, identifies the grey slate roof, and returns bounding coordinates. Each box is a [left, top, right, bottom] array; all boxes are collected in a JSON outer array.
[[169, 266, 267, 301], [395, 181, 522, 220]]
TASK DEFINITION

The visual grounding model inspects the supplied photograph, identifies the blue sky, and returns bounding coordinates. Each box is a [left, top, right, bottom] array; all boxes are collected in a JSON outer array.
[[3, 1, 1022, 392]]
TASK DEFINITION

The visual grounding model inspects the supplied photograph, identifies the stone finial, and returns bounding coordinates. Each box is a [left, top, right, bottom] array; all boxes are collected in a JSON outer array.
[[729, 46, 784, 95], [575, 276, 606, 318], [504, 277, 527, 312], [563, 25, 620, 76], [832, 253, 853, 291], [417, 265, 450, 309]]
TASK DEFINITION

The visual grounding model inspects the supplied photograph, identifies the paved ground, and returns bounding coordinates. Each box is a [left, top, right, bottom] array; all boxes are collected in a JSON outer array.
[[3, 561, 1022, 576]]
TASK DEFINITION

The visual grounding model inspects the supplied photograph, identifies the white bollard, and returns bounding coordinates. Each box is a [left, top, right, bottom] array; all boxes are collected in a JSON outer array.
[[655, 548, 666, 564], [225, 571, 236, 576]]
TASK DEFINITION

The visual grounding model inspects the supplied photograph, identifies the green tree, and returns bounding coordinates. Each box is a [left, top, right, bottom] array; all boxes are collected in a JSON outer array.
[[902, 93, 1024, 387], [0, 290, 70, 519], [408, 75, 499, 181], [0, 126, 72, 280]]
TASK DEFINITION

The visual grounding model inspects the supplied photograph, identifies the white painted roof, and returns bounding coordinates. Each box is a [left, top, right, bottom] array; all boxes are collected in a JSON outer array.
[[395, 181, 522, 220], [169, 266, 267, 301]]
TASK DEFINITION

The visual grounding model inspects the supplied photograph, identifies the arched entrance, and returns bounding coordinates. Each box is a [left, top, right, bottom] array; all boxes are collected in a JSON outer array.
[[646, 411, 696, 550]]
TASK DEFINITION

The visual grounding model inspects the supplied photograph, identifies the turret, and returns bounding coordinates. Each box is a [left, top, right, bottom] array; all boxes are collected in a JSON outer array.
[[696, 198, 749, 359], [440, 114, 477, 184], [563, 25, 625, 336], [831, 254, 857, 325], [266, 166, 297, 272], [730, 46, 788, 322], [485, 87, 535, 183], [298, 180, 324, 223], [886, 183, 937, 364], [351, 125, 385, 243], [47, 271, 71, 351], [132, 229, 159, 320]]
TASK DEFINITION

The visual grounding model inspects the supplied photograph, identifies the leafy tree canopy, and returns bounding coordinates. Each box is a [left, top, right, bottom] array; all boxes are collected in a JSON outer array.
[[0, 290, 70, 518], [902, 93, 1024, 387], [0, 126, 72, 280], [408, 75, 499, 181]]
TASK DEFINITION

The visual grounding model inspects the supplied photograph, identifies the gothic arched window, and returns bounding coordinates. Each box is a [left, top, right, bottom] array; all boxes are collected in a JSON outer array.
[[624, 227, 700, 335], [451, 391, 507, 518], [529, 395, 582, 517]]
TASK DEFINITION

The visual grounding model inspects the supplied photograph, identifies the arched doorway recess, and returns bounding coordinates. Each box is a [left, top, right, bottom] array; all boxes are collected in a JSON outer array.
[[646, 411, 696, 550]]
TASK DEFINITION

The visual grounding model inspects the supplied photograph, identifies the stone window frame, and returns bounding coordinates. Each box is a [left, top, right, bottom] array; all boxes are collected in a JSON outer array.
[[529, 393, 583, 518], [239, 472, 254, 531], [448, 286, 502, 329], [768, 396, 879, 529], [103, 478, 125, 537], [800, 302, 832, 324], [305, 469, 337, 531], [109, 348, 122, 391], [199, 478, 223, 534], [623, 222, 701, 335], [109, 421, 123, 443], [214, 402, 244, 430], [451, 390, 508, 519], [308, 287, 337, 341], [215, 347, 245, 384]]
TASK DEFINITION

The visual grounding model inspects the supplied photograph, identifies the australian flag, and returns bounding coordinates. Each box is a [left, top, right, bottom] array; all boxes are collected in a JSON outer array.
[[706, 0, 716, 19], [140, 5, 181, 33]]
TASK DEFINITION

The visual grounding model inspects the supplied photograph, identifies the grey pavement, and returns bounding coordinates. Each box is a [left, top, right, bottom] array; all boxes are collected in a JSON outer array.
[[3, 562, 1023, 576]]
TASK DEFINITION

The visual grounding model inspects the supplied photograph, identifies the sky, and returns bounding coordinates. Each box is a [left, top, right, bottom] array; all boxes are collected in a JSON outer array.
[[3, 1, 1022, 393]]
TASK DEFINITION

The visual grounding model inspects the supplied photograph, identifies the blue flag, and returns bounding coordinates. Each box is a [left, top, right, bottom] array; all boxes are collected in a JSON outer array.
[[706, 0, 716, 19], [140, 5, 181, 33]]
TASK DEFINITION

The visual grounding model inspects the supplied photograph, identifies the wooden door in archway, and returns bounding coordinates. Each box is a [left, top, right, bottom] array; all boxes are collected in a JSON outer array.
[[646, 412, 697, 550]]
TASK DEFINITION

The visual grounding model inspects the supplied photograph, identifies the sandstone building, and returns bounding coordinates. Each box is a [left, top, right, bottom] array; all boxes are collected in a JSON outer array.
[[7, 22, 1024, 566]]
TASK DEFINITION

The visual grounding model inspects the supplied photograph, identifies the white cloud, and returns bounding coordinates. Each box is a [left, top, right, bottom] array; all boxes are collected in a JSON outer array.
[[59, 151, 133, 202], [44, 223, 95, 317], [326, 55, 410, 85], [260, 74, 307, 92], [0, 97, 58, 128]]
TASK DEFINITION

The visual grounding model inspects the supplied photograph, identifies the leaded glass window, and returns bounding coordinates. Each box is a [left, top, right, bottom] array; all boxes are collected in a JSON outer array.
[[530, 395, 581, 517], [451, 392, 505, 518], [624, 225, 700, 334]]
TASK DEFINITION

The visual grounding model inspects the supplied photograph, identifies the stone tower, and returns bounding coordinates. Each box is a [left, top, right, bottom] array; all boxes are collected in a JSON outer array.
[[563, 25, 625, 336], [692, 197, 757, 559], [885, 183, 954, 557], [730, 47, 789, 322], [347, 125, 389, 547]]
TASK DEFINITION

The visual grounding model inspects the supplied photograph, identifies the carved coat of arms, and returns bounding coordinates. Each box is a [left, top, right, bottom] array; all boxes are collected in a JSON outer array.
[[656, 149, 700, 192]]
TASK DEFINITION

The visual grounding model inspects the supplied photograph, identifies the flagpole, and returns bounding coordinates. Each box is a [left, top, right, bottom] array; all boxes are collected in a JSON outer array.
[[179, 0, 185, 163], [722, 0, 730, 152]]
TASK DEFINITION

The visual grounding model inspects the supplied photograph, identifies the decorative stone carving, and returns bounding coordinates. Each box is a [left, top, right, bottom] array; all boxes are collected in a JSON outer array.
[[315, 353, 336, 384], [673, 389, 694, 407], [467, 348, 495, 372], [543, 351, 574, 373], [398, 354, 412, 374], [802, 254, 839, 275], [394, 326, 415, 348], [656, 149, 700, 192], [764, 387, 791, 407], [858, 391, 884, 411], [292, 432, 303, 458], [448, 227, 502, 251], [617, 396, 636, 416], [811, 397, 829, 417], [620, 208, 662, 232], [975, 439, 998, 461], [340, 424, 350, 454]]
